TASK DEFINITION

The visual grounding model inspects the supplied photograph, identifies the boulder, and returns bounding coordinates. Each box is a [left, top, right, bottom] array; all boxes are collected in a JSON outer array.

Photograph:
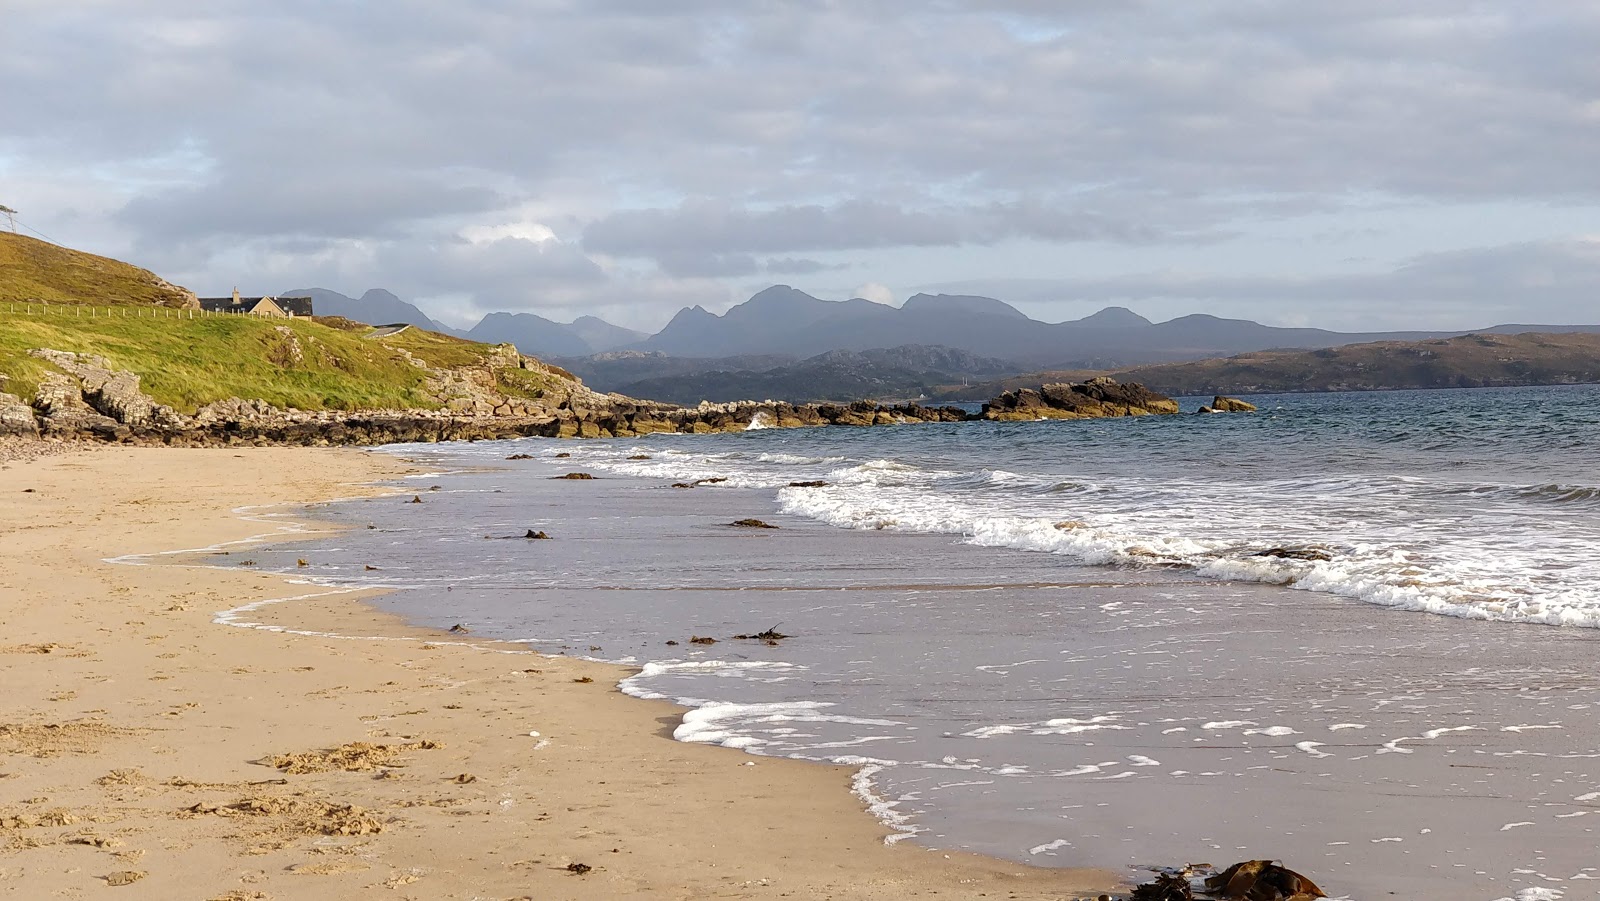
[[0, 392, 39, 437], [1211, 395, 1258, 412]]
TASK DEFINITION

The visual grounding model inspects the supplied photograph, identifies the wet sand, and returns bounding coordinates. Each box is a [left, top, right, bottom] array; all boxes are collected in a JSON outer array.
[[0, 446, 1119, 900]]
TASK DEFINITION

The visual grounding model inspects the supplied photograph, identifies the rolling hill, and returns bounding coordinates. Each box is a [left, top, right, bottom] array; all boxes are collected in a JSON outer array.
[[1, 232, 195, 308], [936, 332, 1600, 400]]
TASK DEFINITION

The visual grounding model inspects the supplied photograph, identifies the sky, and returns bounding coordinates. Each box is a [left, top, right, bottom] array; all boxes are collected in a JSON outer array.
[[2, 1, 1598, 332]]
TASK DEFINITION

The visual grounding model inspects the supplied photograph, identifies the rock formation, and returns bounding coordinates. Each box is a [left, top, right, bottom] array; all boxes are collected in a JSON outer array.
[[3, 350, 1177, 447], [1209, 395, 1257, 412], [981, 377, 1180, 421]]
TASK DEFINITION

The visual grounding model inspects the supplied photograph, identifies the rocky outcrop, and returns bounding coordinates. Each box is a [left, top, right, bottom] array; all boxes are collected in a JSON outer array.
[[0, 391, 39, 437], [2, 349, 1172, 446], [981, 377, 1179, 421], [28, 349, 177, 429]]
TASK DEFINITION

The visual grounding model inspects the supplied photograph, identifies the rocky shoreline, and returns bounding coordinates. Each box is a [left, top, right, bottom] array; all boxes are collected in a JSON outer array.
[[0, 347, 1197, 447]]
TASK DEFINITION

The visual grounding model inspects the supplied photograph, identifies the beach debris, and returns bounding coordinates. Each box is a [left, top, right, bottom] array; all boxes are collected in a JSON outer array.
[[410, 495, 423, 503], [699, 477, 729, 484], [552, 472, 595, 480], [573, 676, 594, 683], [1054, 520, 1088, 530], [22, 488, 35, 493], [239, 559, 257, 566], [95, 768, 149, 787], [364, 564, 379, 571], [664, 640, 679, 646], [689, 636, 717, 645], [262, 740, 441, 774], [1202, 860, 1326, 900], [296, 558, 308, 567], [733, 625, 790, 643], [787, 480, 829, 488], [429, 485, 442, 491], [554, 452, 572, 458], [628, 454, 652, 460], [730, 518, 778, 529], [449, 624, 470, 634], [525, 529, 551, 539], [452, 773, 478, 784], [1251, 547, 1333, 562], [103, 870, 147, 887], [505, 453, 535, 460], [566, 862, 592, 875], [671, 482, 695, 488], [183, 796, 385, 836], [1132, 872, 1194, 900]]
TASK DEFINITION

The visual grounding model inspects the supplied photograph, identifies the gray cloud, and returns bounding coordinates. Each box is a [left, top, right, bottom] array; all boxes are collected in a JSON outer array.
[[2, 1, 1598, 328], [922, 239, 1600, 330]]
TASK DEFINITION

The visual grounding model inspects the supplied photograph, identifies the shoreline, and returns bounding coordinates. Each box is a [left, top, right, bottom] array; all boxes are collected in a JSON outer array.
[[0, 445, 1122, 899]]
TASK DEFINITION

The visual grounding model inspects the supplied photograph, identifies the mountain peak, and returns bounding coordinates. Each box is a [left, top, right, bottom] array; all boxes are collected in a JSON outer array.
[[1069, 306, 1153, 329], [900, 293, 1028, 320]]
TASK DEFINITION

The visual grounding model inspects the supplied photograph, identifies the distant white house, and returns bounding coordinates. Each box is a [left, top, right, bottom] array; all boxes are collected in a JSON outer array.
[[197, 288, 314, 317]]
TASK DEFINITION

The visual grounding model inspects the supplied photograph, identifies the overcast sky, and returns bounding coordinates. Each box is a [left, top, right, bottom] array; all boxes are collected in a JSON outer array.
[[3, 1, 1597, 331]]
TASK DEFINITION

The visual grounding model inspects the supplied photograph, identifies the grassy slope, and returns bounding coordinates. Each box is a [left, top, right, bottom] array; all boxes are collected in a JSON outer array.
[[0, 232, 194, 307], [936, 332, 1600, 399], [0, 233, 578, 413], [0, 313, 571, 414]]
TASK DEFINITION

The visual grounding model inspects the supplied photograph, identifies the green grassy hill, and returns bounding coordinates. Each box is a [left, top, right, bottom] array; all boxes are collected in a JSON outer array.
[[0, 235, 577, 414], [0, 232, 196, 307]]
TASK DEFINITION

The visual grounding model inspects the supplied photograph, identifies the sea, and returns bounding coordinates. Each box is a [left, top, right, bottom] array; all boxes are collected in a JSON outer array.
[[226, 385, 1600, 901]]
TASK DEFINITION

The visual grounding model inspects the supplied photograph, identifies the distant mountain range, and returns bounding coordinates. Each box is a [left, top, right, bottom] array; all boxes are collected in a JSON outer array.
[[286, 283, 1600, 404], [283, 288, 647, 357], [575, 345, 1018, 406], [464, 311, 647, 358], [284, 288, 454, 333], [635, 285, 1460, 368]]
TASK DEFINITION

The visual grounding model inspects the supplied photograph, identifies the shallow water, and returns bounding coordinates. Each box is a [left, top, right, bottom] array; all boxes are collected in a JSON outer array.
[[236, 386, 1600, 901]]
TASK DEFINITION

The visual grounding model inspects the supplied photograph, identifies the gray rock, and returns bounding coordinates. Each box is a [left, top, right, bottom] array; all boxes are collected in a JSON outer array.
[[0, 391, 39, 437]]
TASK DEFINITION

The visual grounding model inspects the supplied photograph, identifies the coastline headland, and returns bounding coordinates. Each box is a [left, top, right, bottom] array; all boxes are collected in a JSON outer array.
[[1, 340, 1186, 447]]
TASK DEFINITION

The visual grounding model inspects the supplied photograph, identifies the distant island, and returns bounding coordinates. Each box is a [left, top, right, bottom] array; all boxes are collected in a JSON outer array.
[[934, 331, 1600, 401]]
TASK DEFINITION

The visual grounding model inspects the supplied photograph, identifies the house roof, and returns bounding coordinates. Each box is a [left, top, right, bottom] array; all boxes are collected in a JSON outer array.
[[197, 295, 314, 316]]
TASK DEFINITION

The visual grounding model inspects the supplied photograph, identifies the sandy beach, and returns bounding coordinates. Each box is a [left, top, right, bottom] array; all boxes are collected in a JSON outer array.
[[0, 445, 1120, 900]]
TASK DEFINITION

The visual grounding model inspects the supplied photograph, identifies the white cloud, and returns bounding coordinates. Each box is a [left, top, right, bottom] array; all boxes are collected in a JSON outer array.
[[854, 282, 897, 306]]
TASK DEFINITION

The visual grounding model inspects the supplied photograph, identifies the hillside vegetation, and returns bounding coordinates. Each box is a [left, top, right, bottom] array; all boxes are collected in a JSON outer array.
[[0, 232, 195, 307], [937, 331, 1600, 400], [0, 312, 571, 413], [0, 234, 580, 414]]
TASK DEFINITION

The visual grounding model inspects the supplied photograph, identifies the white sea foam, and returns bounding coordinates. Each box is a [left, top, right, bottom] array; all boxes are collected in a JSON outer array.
[[846, 761, 922, 845], [962, 715, 1129, 739], [673, 701, 905, 752], [618, 660, 802, 701]]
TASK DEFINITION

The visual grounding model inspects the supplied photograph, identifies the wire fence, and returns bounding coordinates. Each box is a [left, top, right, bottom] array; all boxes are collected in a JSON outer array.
[[1, 302, 302, 321]]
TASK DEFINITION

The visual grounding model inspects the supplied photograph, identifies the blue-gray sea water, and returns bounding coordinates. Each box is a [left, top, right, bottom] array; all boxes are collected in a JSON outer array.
[[237, 386, 1600, 901]]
